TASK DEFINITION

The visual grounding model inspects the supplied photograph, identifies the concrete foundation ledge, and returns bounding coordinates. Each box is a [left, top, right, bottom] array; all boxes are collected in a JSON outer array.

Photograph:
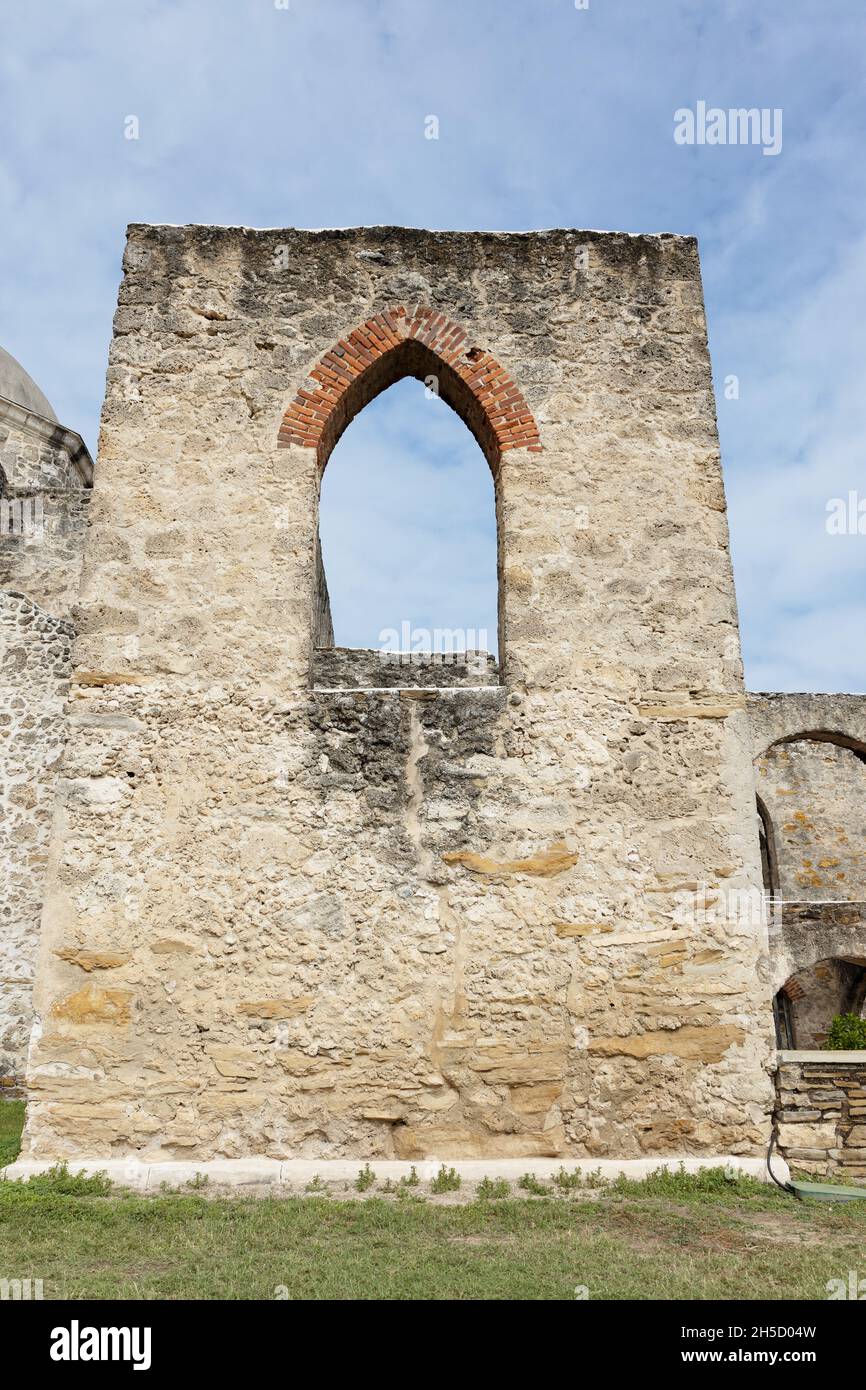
[[1, 1154, 783, 1192], [777, 1050, 866, 1063]]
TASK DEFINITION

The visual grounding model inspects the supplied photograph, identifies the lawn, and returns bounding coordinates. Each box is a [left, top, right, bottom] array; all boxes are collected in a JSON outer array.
[[0, 1100, 24, 1168], [2, 1102, 864, 1300]]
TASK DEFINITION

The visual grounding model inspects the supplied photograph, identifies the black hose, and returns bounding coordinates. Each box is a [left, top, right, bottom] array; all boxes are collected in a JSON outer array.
[[766, 1121, 795, 1194]]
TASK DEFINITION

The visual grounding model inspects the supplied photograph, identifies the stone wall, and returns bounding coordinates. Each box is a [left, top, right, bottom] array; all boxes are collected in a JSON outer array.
[[749, 695, 866, 1049], [756, 739, 866, 900], [0, 594, 75, 1091], [769, 902, 866, 994], [0, 398, 92, 1090], [22, 225, 774, 1162], [775, 1053, 866, 1181]]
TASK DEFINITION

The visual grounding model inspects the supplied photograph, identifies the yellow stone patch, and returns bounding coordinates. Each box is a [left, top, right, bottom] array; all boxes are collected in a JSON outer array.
[[72, 670, 152, 686], [54, 948, 131, 972], [443, 840, 578, 877], [207, 1046, 259, 1079], [50, 984, 133, 1025], [237, 997, 314, 1019], [637, 696, 746, 720], [509, 1081, 563, 1115], [554, 922, 613, 938], [588, 1023, 744, 1062]]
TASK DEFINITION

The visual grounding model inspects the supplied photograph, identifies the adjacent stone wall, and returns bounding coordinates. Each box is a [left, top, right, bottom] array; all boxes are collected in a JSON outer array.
[[756, 740, 866, 900], [22, 225, 774, 1162], [769, 902, 866, 994], [748, 694, 866, 759], [775, 1053, 866, 1182], [750, 695, 866, 1048], [0, 594, 75, 1092], [0, 398, 92, 1090], [0, 404, 91, 492]]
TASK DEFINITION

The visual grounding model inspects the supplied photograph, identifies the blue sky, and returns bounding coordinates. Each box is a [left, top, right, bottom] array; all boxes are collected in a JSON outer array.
[[1, 0, 864, 688]]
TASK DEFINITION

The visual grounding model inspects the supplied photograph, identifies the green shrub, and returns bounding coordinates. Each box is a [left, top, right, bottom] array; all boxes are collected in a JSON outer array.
[[430, 1165, 461, 1193], [552, 1166, 583, 1191], [517, 1172, 549, 1196], [825, 1014, 866, 1050], [354, 1163, 376, 1192], [476, 1176, 510, 1200], [11, 1162, 112, 1196]]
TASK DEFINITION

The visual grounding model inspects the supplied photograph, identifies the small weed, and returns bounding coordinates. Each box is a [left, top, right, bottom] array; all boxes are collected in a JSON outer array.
[[304, 1175, 325, 1193], [15, 1163, 112, 1197], [354, 1164, 376, 1192], [517, 1172, 549, 1197], [552, 1166, 583, 1191], [476, 1176, 511, 1200], [186, 1172, 209, 1191], [400, 1166, 420, 1187], [395, 1186, 426, 1204], [430, 1165, 461, 1194]]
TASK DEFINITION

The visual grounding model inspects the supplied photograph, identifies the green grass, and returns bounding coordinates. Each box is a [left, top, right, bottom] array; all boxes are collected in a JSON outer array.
[[2, 1103, 866, 1300], [0, 1101, 23, 1169]]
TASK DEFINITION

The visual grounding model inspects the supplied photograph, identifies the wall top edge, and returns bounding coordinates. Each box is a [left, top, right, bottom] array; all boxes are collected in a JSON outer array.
[[777, 1050, 866, 1063]]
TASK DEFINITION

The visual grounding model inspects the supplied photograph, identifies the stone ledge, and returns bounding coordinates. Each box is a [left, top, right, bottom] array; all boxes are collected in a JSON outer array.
[[1, 1154, 780, 1192], [777, 1051, 866, 1064]]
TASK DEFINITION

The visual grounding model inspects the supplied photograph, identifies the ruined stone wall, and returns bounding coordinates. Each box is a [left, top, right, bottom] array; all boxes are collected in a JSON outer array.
[[756, 740, 866, 900], [0, 402, 91, 1091], [22, 225, 774, 1162], [749, 696, 866, 1055]]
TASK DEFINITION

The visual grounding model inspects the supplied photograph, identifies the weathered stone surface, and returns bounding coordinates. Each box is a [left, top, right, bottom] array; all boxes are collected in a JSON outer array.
[[393, 1125, 567, 1160], [777, 1121, 838, 1150], [0, 390, 92, 1090], [749, 694, 866, 1050], [3, 226, 800, 1158], [208, 1047, 259, 1080]]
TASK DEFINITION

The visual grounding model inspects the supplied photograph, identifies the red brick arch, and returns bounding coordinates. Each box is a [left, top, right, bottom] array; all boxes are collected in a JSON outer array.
[[277, 305, 541, 473]]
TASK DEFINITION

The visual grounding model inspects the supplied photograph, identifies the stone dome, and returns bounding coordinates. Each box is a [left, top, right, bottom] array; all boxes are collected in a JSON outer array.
[[0, 345, 57, 421]]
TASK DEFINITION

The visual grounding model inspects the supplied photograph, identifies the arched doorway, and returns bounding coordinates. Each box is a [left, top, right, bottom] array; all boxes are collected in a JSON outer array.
[[775, 956, 866, 1048]]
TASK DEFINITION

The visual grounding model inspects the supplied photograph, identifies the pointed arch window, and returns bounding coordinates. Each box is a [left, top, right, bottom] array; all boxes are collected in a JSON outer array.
[[279, 306, 541, 687]]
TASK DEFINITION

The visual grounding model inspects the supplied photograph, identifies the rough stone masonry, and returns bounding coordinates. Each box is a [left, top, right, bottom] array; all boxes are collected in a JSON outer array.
[[8, 224, 860, 1165]]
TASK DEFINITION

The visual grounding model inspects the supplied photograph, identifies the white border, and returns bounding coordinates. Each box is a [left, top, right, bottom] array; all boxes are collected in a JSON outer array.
[[2, 1154, 782, 1191]]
